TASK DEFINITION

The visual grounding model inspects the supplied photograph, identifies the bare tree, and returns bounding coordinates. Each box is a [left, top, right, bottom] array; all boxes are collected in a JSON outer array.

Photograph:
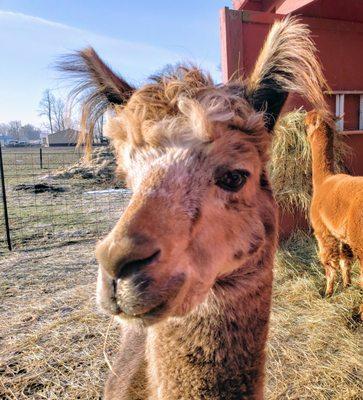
[[8, 121, 22, 141], [39, 89, 76, 135], [53, 97, 67, 132], [38, 89, 55, 134]]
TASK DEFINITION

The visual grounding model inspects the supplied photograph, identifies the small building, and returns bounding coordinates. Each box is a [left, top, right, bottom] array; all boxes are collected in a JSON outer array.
[[47, 129, 80, 147]]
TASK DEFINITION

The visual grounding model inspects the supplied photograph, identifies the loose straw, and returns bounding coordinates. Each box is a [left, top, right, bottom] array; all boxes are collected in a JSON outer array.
[[103, 316, 119, 377]]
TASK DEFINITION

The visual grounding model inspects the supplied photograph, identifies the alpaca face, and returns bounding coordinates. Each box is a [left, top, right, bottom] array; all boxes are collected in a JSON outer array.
[[60, 17, 328, 325], [96, 117, 270, 323], [305, 110, 335, 147], [305, 110, 322, 137]]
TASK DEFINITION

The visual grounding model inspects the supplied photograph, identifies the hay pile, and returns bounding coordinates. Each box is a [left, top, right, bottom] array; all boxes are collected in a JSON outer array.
[[1, 236, 362, 399], [48, 146, 118, 183], [269, 109, 349, 217]]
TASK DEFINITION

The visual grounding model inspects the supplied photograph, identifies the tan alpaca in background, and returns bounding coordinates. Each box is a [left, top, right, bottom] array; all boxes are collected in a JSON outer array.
[[61, 18, 327, 399], [306, 111, 363, 311]]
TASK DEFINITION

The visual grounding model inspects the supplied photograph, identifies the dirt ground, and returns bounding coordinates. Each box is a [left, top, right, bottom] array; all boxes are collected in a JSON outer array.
[[0, 234, 362, 399]]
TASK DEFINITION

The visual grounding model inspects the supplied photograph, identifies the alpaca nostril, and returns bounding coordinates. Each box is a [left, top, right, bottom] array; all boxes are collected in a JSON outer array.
[[117, 249, 161, 279]]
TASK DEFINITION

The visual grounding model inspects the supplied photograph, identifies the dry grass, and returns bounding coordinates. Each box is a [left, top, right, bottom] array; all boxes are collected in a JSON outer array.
[[0, 234, 362, 399], [269, 110, 349, 217], [267, 231, 362, 399], [0, 243, 119, 399]]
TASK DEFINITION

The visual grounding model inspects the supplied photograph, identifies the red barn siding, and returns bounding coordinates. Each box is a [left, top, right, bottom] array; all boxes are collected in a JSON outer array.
[[233, 0, 363, 21], [297, 0, 363, 23], [344, 132, 363, 176], [344, 96, 360, 131]]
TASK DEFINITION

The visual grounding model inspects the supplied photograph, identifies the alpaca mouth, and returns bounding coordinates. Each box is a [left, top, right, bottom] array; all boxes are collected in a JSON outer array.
[[97, 281, 166, 319], [97, 269, 185, 322]]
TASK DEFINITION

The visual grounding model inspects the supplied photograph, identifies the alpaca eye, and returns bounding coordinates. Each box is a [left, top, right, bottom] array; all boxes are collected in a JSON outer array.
[[215, 169, 249, 192]]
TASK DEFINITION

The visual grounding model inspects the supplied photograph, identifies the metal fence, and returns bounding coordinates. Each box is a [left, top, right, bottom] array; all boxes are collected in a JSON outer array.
[[0, 146, 131, 252]]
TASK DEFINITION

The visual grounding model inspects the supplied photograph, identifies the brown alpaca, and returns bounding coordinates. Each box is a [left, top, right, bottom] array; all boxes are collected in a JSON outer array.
[[306, 111, 363, 298], [61, 18, 327, 399]]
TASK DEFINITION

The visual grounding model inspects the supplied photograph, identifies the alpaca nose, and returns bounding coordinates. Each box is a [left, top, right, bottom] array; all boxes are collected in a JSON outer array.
[[95, 234, 161, 279], [117, 249, 161, 279]]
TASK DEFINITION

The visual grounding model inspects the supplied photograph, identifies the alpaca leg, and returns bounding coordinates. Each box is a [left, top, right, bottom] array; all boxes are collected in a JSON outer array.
[[356, 254, 363, 289], [315, 232, 340, 296], [325, 263, 338, 296], [355, 256, 363, 321], [340, 243, 354, 288]]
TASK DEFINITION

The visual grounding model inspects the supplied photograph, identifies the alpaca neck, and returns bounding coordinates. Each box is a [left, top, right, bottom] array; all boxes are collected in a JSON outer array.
[[310, 126, 335, 187], [147, 253, 274, 400]]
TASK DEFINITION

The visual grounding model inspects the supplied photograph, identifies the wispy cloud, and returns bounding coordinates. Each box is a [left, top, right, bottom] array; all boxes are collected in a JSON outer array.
[[0, 10, 179, 71], [0, 10, 78, 30], [0, 9, 220, 124], [0, 10, 219, 80]]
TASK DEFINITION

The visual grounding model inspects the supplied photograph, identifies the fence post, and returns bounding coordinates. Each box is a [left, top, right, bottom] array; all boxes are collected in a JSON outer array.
[[0, 145, 12, 250], [39, 147, 43, 169]]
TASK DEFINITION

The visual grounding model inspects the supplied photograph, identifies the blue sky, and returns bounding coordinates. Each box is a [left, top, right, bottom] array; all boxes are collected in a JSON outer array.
[[0, 0, 230, 126]]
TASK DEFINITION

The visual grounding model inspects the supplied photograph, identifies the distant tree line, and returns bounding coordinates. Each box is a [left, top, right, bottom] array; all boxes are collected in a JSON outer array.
[[1, 89, 105, 143], [0, 90, 72, 143], [0, 121, 42, 141]]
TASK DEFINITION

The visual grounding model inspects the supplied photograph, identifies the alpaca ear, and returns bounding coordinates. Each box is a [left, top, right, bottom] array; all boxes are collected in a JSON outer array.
[[246, 17, 328, 132], [57, 47, 135, 149]]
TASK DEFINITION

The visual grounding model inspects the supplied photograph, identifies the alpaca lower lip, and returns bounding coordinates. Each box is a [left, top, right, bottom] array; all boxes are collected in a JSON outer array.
[[120, 301, 167, 318]]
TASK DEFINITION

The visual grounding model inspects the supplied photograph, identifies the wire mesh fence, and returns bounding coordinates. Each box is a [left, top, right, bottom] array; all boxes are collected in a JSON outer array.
[[0, 146, 131, 252]]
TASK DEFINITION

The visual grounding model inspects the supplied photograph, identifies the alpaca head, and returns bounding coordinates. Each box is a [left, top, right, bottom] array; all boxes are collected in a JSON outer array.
[[305, 110, 334, 143], [305, 110, 324, 137], [94, 86, 273, 323], [61, 17, 327, 325]]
